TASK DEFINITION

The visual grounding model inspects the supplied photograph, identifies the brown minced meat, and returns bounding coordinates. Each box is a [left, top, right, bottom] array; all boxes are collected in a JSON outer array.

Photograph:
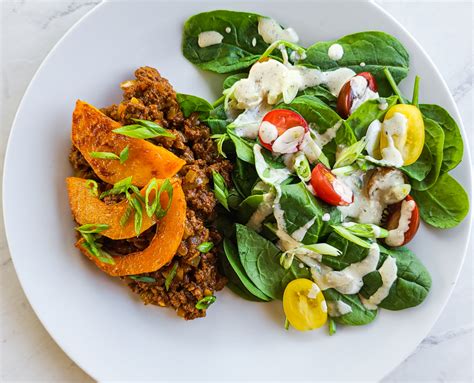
[[69, 67, 232, 320]]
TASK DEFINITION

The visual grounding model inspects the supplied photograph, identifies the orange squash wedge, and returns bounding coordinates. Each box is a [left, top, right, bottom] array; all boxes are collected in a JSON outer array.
[[66, 177, 157, 240], [71, 100, 185, 187], [75, 178, 186, 276]]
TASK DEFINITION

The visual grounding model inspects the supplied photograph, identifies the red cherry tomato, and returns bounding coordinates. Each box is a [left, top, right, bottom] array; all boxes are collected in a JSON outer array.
[[385, 195, 420, 246], [258, 109, 308, 151], [310, 163, 353, 206], [336, 72, 378, 119]]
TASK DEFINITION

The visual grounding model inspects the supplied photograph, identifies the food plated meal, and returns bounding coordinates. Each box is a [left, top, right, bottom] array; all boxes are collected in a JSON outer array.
[[66, 9, 469, 333]]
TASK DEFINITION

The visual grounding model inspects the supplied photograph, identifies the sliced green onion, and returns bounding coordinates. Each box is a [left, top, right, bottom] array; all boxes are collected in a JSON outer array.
[[342, 223, 388, 239], [212, 170, 229, 211], [294, 153, 311, 182], [113, 119, 175, 139], [99, 176, 133, 199], [333, 138, 367, 168], [120, 204, 133, 227], [130, 275, 156, 283], [331, 225, 372, 249], [154, 179, 173, 219], [75, 223, 109, 234], [280, 251, 295, 270], [331, 165, 358, 177], [85, 179, 99, 197], [145, 178, 159, 218], [259, 39, 306, 62], [89, 151, 120, 161], [119, 145, 129, 164], [302, 243, 342, 257], [195, 295, 216, 310], [285, 318, 290, 330], [78, 230, 115, 265], [127, 193, 143, 236], [165, 262, 179, 291], [197, 242, 214, 253], [211, 133, 229, 158]]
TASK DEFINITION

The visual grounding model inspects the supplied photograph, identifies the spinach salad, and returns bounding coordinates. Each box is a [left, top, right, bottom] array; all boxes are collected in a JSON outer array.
[[179, 10, 469, 333]]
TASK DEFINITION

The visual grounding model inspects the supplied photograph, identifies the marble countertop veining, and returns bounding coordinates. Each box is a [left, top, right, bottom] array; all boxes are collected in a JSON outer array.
[[1, 1, 472, 382]]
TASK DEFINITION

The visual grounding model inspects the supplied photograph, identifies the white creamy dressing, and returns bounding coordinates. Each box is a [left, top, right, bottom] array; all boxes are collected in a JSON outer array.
[[385, 199, 416, 246], [247, 192, 276, 232], [328, 43, 344, 61], [365, 119, 382, 158], [322, 213, 331, 222], [232, 103, 272, 139], [321, 300, 328, 313], [332, 178, 354, 204], [312, 120, 343, 147], [311, 244, 380, 295], [257, 17, 299, 44], [225, 27, 231, 33], [327, 300, 353, 317], [337, 169, 409, 225], [360, 62, 366, 67], [272, 126, 306, 154], [259, 121, 279, 144], [291, 216, 317, 242], [252, 37, 257, 47], [361, 256, 398, 309], [254, 145, 292, 185], [349, 76, 379, 114], [378, 98, 388, 110], [380, 112, 408, 167], [197, 31, 224, 48], [232, 59, 355, 111]]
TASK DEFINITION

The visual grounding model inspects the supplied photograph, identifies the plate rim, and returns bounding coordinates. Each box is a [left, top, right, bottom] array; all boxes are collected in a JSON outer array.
[[3, 0, 473, 381]]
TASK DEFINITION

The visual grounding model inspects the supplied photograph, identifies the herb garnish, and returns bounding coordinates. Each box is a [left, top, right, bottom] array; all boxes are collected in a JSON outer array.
[[113, 119, 175, 139], [165, 262, 179, 291], [284, 318, 290, 330], [196, 241, 214, 253], [75, 224, 115, 265], [195, 295, 216, 310], [328, 319, 336, 336], [85, 179, 99, 197], [130, 275, 156, 283], [210, 133, 229, 158], [89, 145, 129, 164], [145, 178, 173, 219], [212, 170, 229, 211]]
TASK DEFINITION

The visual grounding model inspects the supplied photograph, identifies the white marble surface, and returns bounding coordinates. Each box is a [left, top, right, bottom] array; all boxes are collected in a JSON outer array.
[[0, 1, 472, 382]]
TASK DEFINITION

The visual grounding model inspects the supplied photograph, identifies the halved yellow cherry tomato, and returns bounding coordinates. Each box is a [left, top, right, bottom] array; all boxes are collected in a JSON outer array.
[[379, 104, 425, 166], [283, 279, 327, 331]]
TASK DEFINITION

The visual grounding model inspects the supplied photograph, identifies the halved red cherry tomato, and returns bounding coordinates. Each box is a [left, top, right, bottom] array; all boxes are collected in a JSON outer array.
[[385, 195, 420, 246], [258, 109, 308, 152], [336, 72, 378, 119], [310, 163, 353, 206]]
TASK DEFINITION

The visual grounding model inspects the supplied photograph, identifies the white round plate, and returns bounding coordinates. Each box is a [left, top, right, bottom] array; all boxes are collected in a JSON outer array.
[[3, 1, 472, 381]]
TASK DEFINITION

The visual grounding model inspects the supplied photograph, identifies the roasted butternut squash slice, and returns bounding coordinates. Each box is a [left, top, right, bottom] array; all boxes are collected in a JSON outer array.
[[75, 179, 186, 276], [72, 100, 185, 187], [66, 177, 158, 240]]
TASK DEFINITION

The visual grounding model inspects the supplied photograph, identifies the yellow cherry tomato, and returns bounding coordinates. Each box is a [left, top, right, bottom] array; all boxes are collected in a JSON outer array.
[[380, 104, 425, 166], [283, 279, 327, 331]]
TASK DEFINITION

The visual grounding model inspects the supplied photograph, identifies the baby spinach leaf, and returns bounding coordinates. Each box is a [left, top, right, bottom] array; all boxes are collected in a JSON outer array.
[[237, 194, 264, 223], [321, 232, 371, 271], [323, 289, 377, 326], [279, 182, 324, 244], [411, 118, 444, 191], [223, 238, 271, 301], [182, 10, 270, 73], [232, 158, 259, 198], [420, 104, 463, 173], [223, 73, 247, 89], [346, 95, 398, 139], [301, 31, 409, 96], [236, 224, 310, 300], [360, 271, 383, 298], [401, 144, 432, 182], [221, 244, 268, 302], [228, 130, 255, 164], [412, 173, 469, 229], [176, 93, 213, 118], [376, 246, 432, 310], [319, 208, 343, 239], [302, 85, 337, 108]]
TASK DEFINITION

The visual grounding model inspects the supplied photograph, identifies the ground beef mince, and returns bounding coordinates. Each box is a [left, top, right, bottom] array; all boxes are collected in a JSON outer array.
[[69, 67, 231, 320]]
